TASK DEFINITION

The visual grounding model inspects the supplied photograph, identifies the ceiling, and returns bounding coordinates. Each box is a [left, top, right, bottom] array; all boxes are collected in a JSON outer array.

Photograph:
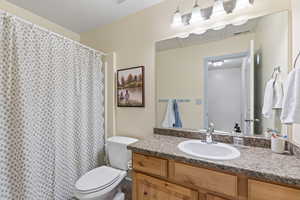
[[156, 17, 259, 52], [7, 0, 162, 33]]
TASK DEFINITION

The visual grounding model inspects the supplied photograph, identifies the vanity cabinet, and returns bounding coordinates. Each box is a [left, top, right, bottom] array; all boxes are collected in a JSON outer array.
[[132, 153, 168, 178], [132, 153, 300, 200], [206, 195, 228, 200], [248, 180, 300, 200], [134, 172, 198, 200], [169, 161, 238, 197]]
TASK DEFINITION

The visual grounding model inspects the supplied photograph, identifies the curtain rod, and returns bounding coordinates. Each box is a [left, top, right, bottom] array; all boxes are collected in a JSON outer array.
[[0, 10, 108, 56]]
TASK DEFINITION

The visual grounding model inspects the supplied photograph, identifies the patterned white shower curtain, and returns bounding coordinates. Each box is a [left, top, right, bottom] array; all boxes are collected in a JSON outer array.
[[0, 12, 105, 200]]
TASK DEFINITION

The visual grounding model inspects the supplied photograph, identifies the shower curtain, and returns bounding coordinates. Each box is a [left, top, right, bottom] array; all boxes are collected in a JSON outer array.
[[0, 12, 105, 200]]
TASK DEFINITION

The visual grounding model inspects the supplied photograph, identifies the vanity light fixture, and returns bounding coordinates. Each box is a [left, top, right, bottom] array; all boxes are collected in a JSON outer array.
[[171, 6, 183, 27], [190, 0, 203, 24], [235, 0, 253, 11], [170, 0, 255, 37], [211, 0, 227, 19]]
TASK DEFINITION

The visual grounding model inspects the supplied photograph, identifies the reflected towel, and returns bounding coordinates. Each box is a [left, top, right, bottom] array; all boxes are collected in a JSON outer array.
[[173, 100, 182, 128], [162, 99, 175, 128], [273, 78, 284, 109], [281, 67, 300, 124], [262, 79, 275, 119]]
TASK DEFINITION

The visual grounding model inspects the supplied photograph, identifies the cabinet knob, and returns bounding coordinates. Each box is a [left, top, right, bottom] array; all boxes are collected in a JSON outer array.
[[144, 191, 148, 195]]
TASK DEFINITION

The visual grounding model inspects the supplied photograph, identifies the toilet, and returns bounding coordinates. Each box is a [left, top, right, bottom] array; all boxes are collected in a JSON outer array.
[[74, 136, 138, 200]]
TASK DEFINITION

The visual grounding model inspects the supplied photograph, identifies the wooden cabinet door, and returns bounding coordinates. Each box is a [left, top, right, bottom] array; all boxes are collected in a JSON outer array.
[[248, 180, 300, 200], [133, 153, 168, 178], [207, 194, 228, 200], [170, 161, 238, 198], [133, 172, 198, 200]]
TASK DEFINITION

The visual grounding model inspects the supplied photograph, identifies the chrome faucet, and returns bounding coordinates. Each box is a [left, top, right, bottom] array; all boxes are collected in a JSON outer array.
[[206, 122, 215, 144]]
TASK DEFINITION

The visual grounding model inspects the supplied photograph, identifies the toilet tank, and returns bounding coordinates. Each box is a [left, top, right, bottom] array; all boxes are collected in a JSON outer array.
[[107, 136, 138, 170]]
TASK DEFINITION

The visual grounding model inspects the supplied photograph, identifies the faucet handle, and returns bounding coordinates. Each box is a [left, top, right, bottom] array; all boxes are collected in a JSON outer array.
[[207, 122, 215, 134]]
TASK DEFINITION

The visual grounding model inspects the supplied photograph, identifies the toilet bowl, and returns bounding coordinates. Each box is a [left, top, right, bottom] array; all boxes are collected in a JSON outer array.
[[74, 166, 126, 200], [74, 136, 138, 200]]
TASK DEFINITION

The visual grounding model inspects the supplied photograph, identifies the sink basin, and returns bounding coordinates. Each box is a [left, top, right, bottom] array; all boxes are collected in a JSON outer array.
[[178, 140, 240, 160]]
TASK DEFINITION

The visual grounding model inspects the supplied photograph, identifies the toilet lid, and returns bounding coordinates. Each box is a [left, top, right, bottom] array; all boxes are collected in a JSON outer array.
[[75, 166, 122, 192]]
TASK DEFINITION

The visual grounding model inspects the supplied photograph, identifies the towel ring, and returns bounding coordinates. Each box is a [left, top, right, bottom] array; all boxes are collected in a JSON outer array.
[[293, 50, 300, 69]]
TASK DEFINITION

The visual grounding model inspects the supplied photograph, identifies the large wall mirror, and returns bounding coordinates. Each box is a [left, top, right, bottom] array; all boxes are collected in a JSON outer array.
[[155, 11, 289, 135]]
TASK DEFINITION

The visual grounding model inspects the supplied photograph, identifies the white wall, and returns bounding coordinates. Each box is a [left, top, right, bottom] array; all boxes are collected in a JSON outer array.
[[0, 0, 80, 41], [80, 0, 291, 139], [156, 34, 254, 129], [292, 0, 300, 145], [104, 53, 117, 138]]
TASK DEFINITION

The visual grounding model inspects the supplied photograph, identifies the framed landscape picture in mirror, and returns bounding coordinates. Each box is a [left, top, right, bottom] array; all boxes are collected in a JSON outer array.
[[117, 66, 145, 107]]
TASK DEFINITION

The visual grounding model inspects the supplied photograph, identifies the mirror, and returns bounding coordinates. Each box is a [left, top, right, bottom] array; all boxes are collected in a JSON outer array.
[[155, 11, 289, 135]]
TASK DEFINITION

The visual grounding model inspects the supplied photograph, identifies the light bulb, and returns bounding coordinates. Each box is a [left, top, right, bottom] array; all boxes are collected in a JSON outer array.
[[171, 9, 183, 27], [192, 29, 207, 35], [177, 32, 190, 38], [232, 16, 249, 26], [211, 0, 227, 19], [256, 54, 260, 65], [190, 2, 203, 24], [235, 0, 253, 10], [214, 61, 224, 67], [212, 23, 227, 30]]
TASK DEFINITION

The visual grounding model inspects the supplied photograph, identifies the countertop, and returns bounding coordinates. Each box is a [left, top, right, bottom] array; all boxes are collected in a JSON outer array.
[[128, 135, 300, 187]]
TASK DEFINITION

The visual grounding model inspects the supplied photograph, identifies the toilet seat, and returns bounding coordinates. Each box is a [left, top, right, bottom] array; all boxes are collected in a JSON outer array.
[[74, 167, 127, 200], [75, 166, 123, 194]]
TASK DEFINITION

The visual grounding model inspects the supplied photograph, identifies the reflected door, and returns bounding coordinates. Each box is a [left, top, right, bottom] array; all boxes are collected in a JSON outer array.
[[243, 40, 255, 136], [207, 65, 243, 132]]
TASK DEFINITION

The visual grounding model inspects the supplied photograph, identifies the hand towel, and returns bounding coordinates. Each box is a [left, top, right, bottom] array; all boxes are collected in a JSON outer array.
[[162, 99, 175, 128], [273, 77, 284, 109], [262, 79, 275, 119], [173, 100, 182, 128], [281, 67, 300, 124]]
